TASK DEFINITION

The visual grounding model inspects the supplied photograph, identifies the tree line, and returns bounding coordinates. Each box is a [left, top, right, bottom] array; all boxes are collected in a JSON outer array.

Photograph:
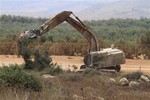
[[0, 15, 150, 58]]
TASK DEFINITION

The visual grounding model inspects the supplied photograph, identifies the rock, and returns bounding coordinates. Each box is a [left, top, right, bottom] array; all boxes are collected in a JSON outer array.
[[129, 81, 140, 87], [73, 95, 83, 100], [140, 75, 150, 83], [119, 77, 129, 86], [138, 79, 145, 84], [109, 78, 116, 83], [42, 74, 55, 79]]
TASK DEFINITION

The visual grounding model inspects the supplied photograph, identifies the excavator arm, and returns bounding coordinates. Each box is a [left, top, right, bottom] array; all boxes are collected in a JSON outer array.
[[66, 16, 99, 51], [21, 11, 99, 51]]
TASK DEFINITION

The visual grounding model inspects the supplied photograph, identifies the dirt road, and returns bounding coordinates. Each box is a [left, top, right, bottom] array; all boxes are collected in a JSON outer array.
[[0, 55, 150, 74]]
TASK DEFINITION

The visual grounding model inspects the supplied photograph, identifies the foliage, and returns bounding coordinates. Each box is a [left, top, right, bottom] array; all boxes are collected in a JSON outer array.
[[0, 67, 150, 99], [45, 64, 63, 75], [21, 48, 34, 69], [0, 64, 42, 91], [138, 31, 150, 58], [122, 71, 143, 81], [33, 50, 51, 70], [21, 48, 52, 70], [0, 15, 150, 58]]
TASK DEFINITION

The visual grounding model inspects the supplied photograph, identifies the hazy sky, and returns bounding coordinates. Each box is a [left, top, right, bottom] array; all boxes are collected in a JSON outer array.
[[0, 0, 120, 17], [0, 0, 120, 10]]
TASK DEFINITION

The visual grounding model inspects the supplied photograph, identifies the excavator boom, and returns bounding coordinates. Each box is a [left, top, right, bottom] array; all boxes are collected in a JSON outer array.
[[24, 11, 99, 51], [38, 11, 72, 35]]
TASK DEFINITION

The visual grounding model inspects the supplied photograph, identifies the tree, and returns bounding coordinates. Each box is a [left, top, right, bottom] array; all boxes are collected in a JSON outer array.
[[21, 49, 52, 70], [139, 31, 150, 58]]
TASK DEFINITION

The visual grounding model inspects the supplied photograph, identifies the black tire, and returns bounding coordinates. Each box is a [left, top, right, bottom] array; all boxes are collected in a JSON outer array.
[[84, 54, 91, 66], [80, 65, 86, 69], [115, 65, 121, 72]]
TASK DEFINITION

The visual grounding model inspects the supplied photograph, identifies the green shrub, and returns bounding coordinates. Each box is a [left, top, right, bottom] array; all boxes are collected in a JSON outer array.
[[123, 71, 143, 81], [21, 49, 34, 69], [34, 50, 49, 70], [22, 49, 52, 70], [0, 64, 42, 91], [46, 64, 63, 75]]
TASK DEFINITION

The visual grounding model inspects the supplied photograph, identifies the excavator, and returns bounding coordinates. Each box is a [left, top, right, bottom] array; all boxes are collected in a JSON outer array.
[[19, 11, 125, 72]]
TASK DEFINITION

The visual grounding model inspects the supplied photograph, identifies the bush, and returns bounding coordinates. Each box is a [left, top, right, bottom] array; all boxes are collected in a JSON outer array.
[[21, 49, 52, 70], [21, 49, 34, 69], [33, 50, 51, 70], [0, 64, 42, 91], [46, 64, 63, 75], [123, 71, 143, 81], [139, 31, 150, 58]]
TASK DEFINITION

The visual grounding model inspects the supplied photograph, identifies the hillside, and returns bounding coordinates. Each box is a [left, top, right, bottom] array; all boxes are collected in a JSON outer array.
[[1, 0, 150, 20], [79, 0, 150, 20], [0, 0, 99, 18]]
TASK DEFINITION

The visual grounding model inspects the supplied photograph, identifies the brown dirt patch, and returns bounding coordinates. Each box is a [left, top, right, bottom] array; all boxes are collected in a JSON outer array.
[[0, 55, 150, 74]]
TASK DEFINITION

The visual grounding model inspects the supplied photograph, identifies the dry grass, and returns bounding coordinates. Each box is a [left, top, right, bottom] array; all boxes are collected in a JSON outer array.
[[0, 71, 150, 100]]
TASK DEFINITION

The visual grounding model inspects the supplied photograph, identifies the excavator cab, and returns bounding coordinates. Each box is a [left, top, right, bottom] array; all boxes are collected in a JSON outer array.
[[82, 46, 125, 72]]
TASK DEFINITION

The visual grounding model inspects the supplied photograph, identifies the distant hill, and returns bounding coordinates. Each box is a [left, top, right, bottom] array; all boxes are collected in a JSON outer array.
[[79, 0, 150, 20], [1, 0, 150, 20], [0, 0, 95, 18]]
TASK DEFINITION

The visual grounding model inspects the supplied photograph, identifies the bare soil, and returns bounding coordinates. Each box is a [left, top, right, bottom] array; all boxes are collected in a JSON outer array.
[[0, 55, 150, 74], [1, 55, 150, 100]]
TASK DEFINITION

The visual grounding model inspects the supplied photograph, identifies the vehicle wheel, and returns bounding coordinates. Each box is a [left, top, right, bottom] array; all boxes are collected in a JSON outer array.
[[115, 65, 121, 72], [84, 54, 91, 66], [80, 65, 86, 69]]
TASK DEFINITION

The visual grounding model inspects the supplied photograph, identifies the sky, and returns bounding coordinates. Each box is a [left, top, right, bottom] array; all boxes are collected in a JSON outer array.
[[0, 0, 120, 17]]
